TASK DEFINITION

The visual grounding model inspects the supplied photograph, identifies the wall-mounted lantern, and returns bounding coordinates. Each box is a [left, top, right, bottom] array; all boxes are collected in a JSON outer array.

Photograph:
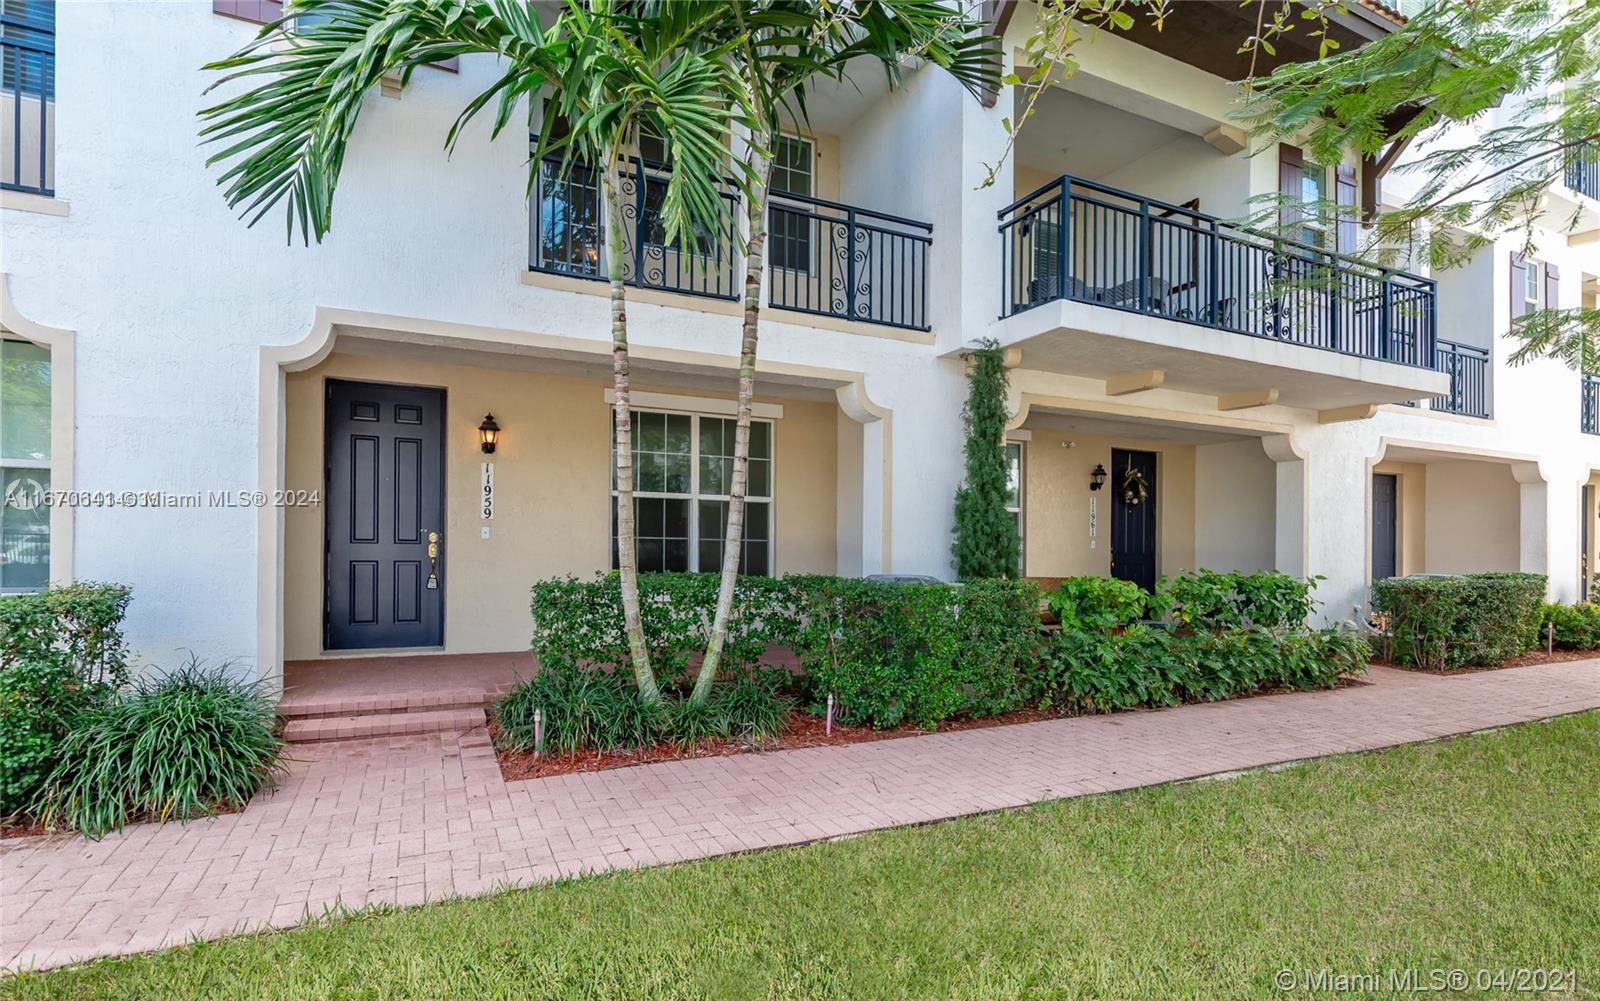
[[1089, 463, 1107, 491], [478, 413, 501, 454]]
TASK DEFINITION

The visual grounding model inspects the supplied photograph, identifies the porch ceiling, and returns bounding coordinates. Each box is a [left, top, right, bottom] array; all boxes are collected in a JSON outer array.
[[1381, 443, 1535, 468], [1021, 406, 1262, 446], [333, 330, 842, 403]]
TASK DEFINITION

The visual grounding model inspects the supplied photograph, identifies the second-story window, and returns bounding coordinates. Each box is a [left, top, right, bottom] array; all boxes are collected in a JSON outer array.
[[1299, 161, 1329, 247], [0, 0, 54, 198], [1524, 258, 1542, 312], [769, 135, 815, 273]]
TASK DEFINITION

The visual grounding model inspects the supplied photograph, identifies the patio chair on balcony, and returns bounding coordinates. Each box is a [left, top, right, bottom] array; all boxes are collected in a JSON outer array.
[[1099, 277, 1174, 312], [1024, 274, 1093, 307], [1170, 296, 1236, 328]]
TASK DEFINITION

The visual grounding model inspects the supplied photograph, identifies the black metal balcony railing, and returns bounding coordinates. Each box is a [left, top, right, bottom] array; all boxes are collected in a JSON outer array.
[[1583, 376, 1600, 435], [997, 175, 1438, 369], [766, 191, 932, 331], [530, 154, 934, 330], [531, 155, 742, 301], [1429, 339, 1491, 418], [1, 6, 55, 197], [1567, 141, 1599, 203]]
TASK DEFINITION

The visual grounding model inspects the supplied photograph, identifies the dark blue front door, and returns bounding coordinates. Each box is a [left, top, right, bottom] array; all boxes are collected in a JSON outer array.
[[1372, 473, 1398, 581], [324, 380, 446, 650], [1110, 448, 1157, 592]]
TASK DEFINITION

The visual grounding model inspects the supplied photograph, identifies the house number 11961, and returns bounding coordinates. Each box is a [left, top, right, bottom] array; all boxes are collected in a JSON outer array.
[[481, 462, 494, 520]]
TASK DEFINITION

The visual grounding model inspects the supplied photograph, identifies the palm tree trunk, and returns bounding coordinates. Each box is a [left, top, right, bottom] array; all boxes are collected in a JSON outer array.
[[602, 161, 660, 706], [692, 145, 773, 704]]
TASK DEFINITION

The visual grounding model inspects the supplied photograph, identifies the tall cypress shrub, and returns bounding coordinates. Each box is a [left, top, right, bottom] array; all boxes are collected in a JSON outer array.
[[952, 340, 1021, 579]]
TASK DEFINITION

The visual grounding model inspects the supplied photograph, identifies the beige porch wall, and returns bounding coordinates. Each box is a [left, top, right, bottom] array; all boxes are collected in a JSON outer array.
[[1421, 461, 1522, 575], [283, 353, 837, 660], [1020, 428, 1197, 578]]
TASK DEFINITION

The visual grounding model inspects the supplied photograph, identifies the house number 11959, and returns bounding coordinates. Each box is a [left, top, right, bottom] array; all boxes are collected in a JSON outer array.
[[481, 462, 494, 520]]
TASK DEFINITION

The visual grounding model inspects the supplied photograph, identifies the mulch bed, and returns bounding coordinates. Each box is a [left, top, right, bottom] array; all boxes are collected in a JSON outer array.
[[0, 819, 45, 841], [493, 708, 1061, 782], [493, 677, 1371, 783], [1373, 647, 1600, 676]]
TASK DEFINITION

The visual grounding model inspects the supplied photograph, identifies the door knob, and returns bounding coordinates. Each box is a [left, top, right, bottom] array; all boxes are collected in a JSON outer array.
[[426, 530, 440, 589]]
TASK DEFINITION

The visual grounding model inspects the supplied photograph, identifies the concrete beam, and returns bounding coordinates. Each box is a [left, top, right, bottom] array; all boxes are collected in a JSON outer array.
[[1318, 404, 1378, 424], [1203, 124, 1247, 156], [1568, 228, 1600, 247], [1217, 387, 1279, 411], [1104, 369, 1165, 396]]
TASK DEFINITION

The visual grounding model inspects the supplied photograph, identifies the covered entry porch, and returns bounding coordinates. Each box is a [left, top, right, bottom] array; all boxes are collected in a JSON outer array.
[[1368, 440, 1573, 598], [258, 310, 894, 699], [1007, 396, 1307, 590]]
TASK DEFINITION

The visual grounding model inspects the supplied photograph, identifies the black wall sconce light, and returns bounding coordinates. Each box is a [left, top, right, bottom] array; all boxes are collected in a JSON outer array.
[[1089, 463, 1107, 491], [478, 413, 501, 454]]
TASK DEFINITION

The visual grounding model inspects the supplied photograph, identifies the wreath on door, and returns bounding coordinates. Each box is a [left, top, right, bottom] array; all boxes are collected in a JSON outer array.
[[1120, 465, 1149, 506]]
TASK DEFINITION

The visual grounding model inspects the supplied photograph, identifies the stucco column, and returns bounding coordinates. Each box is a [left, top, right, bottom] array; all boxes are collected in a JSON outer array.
[[1264, 430, 1372, 625], [1262, 434, 1307, 579], [1515, 460, 1584, 602], [835, 384, 889, 577]]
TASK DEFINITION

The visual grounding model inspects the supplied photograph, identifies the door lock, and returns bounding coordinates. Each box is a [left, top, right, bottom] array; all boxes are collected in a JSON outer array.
[[426, 530, 440, 589]]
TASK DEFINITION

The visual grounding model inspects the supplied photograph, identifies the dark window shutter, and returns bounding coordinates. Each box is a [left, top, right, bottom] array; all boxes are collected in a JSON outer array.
[[212, 0, 283, 24], [1335, 164, 1358, 254], [1278, 143, 1304, 230], [1545, 262, 1561, 309], [1510, 252, 1527, 322]]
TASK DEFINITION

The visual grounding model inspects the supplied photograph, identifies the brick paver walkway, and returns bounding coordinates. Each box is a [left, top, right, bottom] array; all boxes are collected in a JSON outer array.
[[5, 662, 1599, 971]]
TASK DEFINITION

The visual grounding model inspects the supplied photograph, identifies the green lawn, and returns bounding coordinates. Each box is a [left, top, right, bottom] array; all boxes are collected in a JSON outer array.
[[9, 713, 1600, 1000]]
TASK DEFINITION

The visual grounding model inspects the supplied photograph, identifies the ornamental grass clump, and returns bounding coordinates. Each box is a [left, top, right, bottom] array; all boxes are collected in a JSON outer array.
[[33, 661, 285, 839], [494, 666, 793, 755]]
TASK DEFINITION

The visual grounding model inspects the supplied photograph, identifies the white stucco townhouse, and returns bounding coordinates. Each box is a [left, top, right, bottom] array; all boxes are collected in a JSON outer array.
[[2, 0, 1598, 698]]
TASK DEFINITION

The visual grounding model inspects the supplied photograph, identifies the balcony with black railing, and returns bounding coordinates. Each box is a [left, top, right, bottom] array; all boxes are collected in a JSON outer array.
[[994, 174, 1446, 409], [1, 2, 54, 197], [1567, 141, 1599, 204], [1583, 376, 1600, 436], [529, 154, 932, 331], [1429, 339, 1491, 418]]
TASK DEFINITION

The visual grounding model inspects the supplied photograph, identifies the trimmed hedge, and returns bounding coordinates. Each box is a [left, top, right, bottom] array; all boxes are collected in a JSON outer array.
[[1372, 573, 1547, 670], [529, 574, 803, 678], [1161, 570, 1317, 631], [1541, 602, 1600, 651], [0, 582, 131, 684], [526, 571, 1360, 736], [528, 573, 1042, 731], [795, 577, 1042, 728], [0, 583, 132, 819], [1040, 625, 1367, 714]]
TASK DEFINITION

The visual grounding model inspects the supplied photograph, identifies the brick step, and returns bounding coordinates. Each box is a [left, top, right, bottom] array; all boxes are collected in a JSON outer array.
[[282, 707, 487, 744], [277, 689, 496, 720]]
